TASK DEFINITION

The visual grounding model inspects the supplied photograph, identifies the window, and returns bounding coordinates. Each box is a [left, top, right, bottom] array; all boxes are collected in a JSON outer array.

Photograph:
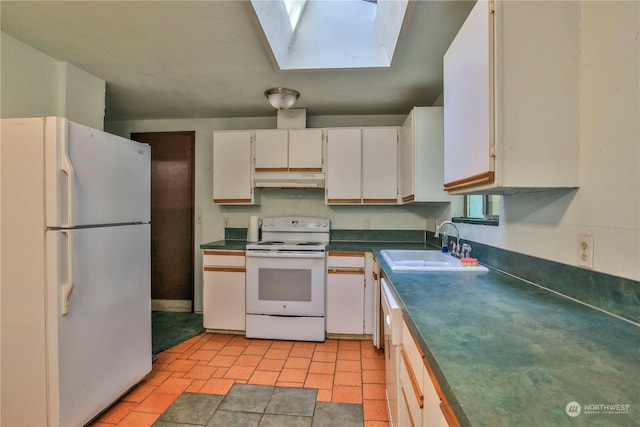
[[454, 195, 500, 225]]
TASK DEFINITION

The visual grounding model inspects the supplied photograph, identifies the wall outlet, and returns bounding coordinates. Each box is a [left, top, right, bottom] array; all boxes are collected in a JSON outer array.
[[223, 217, 230, 227], [363, 218, 370, 229], [578, 234, 594, 269]]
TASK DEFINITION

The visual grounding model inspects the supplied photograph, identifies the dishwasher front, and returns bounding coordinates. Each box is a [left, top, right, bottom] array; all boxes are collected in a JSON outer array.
[[381, 277, 402, 427]]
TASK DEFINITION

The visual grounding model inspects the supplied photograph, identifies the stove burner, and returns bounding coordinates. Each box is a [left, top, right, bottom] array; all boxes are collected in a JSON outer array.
[[297, 242, 323, 246], [257, 241, 284, 245]]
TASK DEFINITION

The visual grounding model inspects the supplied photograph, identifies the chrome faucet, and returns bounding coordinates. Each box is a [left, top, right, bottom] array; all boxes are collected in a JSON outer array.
[[435, 221, 460, 254]]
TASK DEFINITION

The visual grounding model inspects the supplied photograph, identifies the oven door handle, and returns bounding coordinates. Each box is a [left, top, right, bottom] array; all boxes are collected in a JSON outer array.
[[246, 250, 326, 259]]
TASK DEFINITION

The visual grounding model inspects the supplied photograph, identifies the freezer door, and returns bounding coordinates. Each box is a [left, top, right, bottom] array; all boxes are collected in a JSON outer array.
[[46, 224, 151, 426], [45, 117, 151, 227]]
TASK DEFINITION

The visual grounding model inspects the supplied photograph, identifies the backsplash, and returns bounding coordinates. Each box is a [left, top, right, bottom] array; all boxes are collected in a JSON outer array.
[[223, 227, 639, 324], [446, 237, 640, 325]]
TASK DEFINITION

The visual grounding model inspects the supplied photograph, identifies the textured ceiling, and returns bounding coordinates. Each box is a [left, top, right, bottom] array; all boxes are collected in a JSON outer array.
[[1, 1, 475, 121]]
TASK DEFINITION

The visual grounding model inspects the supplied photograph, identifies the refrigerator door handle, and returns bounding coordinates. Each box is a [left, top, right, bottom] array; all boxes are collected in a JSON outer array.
[[61, 230, 74, 315], [60, 130, 75, 228]]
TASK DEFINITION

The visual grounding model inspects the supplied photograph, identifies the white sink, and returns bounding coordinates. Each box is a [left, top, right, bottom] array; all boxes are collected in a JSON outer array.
[[380, 249, 488, 272]]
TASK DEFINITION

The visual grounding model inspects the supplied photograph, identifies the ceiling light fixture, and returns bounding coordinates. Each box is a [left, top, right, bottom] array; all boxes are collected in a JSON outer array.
[[264, 87, 300, 110]]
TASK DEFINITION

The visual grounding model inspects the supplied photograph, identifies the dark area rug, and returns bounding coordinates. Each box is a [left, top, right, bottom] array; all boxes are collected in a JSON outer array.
[[152, 311, 204, 354]]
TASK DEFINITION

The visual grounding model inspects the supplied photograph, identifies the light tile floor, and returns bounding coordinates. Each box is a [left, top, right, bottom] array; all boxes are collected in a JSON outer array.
[[90, 333, 390, 427]]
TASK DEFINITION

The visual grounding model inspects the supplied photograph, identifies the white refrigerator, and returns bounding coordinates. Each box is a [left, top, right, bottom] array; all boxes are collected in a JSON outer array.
[[1, 117, 152, 426]]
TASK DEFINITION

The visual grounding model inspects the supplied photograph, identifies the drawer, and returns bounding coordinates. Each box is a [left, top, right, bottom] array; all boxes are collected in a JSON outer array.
[[327, 252, 366, 268], [403, 320, 425, 389], [203, 249, 245, 267], [400, 350, 423, 426]]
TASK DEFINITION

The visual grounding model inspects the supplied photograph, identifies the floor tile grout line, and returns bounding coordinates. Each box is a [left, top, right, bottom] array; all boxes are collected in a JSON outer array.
[[91, 332, 389, 426]]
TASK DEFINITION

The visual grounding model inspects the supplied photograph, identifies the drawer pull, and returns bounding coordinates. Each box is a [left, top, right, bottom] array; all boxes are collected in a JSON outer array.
[[401, 386, 417, 427], [204, 266, 245, 273], [401, 345, 424, 408]]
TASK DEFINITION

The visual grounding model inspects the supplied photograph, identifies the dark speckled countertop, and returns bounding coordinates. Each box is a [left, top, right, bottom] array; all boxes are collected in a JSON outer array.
[[374, 250, 639, 427], [201, 239, 639, 426]]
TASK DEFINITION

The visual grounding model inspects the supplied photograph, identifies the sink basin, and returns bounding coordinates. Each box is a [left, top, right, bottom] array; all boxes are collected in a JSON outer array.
[[380, 249, 488, 272]]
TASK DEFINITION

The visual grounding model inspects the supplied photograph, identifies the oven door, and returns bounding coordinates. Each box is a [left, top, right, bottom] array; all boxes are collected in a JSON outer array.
[[245, 251, 326, 317]]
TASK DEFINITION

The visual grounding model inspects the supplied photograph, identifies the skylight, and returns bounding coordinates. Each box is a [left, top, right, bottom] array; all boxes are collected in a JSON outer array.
[[251, 0, 409, 70]]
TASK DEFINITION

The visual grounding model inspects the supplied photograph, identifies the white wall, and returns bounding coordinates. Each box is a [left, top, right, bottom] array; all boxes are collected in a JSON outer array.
[[439, 1, 639, 282], [0, 32, 105, 129]]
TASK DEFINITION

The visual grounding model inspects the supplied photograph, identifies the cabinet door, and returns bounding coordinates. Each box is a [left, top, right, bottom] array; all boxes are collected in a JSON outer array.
[[401, 320, 424, 427], [203, 269, 246, 330], [362, 127, 398, 203], [443, 0, 493, 189], [326, 253, 365, 334], [255, 129, 288, 171], [326, 270, 365, 334], [399, 112, 415, 202], [422, 363, 452, 427], [213, 131, 254, 204], [288, 129, 323, 172], [202, 250, 246, 331], [326, 128, 362, 203]]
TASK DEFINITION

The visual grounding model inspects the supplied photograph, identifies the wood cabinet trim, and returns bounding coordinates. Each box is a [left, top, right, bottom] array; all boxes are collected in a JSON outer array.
[[400, 386, 417, 427], [288, 167, 323, 172], [424, 357, 461, 427], [327, 198, 362, 204], [440, 401, 462, 427], [328, 267, 365, 275], [443, 171, 495, 191], [204, 266, 246, 273], [328, 251, 366, 257], [401, 344, 424, 409], [402, 194, 415, 203], [255, 167, 288, 172], [203, 250, 245, 256], [363, 198, 398, 204], [213, 198, 253, 204]]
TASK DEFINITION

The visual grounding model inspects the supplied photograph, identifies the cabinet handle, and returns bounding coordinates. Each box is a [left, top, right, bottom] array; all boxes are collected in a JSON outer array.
[[401, 345, 424, 408], [424, 357, 461, 427], [204, 250, 245, 256], [328, 267, 364, 275], [440, 401, 461, 427], [204, 266, 246, 273], [363, 198, 398, 204], [400, 386, 417, 427], [213, 198, 253, 204], [328, 251, 365, 257], [443, 171, 495, 191]]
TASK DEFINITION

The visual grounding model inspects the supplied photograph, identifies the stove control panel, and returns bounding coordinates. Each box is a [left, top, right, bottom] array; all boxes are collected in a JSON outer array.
[[261, 216, 330, 232]]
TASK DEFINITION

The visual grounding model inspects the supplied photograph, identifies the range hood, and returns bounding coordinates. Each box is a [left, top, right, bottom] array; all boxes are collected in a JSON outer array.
[[254, 172, 325, 188]]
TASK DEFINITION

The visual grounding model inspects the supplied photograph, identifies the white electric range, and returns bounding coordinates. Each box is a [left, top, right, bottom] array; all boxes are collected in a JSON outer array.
[[245, 216, 330, 342]]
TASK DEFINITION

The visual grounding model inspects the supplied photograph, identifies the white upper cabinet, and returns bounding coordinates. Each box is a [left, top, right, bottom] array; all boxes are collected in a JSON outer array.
[[443, 0, 580, 194], [362, 127, 399, 203], [288, 129, 323, 171], [254, 128, 323, 172], [326, 127, 400, 204], [212, 130, 256, 204], [254, 129, 288, 171], [326, 128, 362, 203], [399, 107, 450, 203]]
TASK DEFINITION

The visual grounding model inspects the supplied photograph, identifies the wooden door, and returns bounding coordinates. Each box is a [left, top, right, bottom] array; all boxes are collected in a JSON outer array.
[[131, 131, 195, 311]]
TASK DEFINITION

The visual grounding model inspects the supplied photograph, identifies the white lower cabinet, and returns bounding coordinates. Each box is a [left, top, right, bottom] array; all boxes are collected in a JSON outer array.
[[202, 250, 246, 331], [400, 319, 455, 427], [326, 252, 366, 334]]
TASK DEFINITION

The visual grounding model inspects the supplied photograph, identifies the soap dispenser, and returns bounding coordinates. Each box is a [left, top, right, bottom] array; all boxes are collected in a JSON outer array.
[[441, 231, 449, 253]]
